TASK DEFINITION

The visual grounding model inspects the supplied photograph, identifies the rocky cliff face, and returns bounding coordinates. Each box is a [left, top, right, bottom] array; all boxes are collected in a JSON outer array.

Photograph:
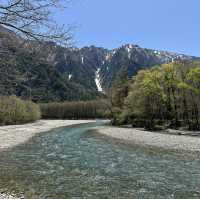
[[49, 43, 195, 92], [0, 26, 197, 101]]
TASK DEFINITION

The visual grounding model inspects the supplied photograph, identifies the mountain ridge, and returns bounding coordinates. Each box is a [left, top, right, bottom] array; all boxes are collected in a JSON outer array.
[[0, 26, 198, 101]]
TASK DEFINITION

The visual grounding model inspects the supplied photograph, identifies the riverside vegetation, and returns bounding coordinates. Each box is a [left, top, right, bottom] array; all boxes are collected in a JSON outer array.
[[0, 95, 41, 125], [0, 96, 109, 126], [110, 60, 200, 131], [40, 100, 110, 119]]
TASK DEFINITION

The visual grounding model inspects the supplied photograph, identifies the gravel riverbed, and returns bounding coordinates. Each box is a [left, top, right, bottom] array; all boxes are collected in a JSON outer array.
[[0, 120, 95, 152], [96, 126, 200, 152], [0, 120, 95, 198]]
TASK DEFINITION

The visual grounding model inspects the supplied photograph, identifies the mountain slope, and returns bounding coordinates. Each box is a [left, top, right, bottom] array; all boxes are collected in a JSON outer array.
[[0, 26, 198, 102], [48, 43, 196, 91]]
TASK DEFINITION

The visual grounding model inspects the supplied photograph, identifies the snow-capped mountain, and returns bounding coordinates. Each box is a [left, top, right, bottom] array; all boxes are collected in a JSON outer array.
[[48, 43, 196, 93], [0, 26, 198, 101]]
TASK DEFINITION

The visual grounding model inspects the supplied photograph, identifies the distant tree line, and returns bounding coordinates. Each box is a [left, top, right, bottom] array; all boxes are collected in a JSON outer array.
[[0, 95, 109, 126], [40, 100, 110, 119], [110, 60, 200, 130], [0, 95, 41, 125]]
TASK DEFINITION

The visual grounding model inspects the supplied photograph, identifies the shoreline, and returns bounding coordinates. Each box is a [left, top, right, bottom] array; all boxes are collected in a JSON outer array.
[[96, 126, 200, 152], [0, 119, 95, 199], [0, 119, 95, 152]]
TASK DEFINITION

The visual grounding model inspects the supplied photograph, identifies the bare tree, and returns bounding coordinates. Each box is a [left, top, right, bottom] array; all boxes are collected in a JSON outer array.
[[0, 0, 73, 45]]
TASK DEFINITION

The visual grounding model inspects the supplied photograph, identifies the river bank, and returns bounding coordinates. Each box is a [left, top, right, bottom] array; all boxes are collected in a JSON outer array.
[[0, 120, 95, 152], [96, 126, 200, 152], [0, 120, 96, 199]]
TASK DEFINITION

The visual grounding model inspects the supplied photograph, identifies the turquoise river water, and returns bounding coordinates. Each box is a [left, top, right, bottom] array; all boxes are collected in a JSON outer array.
[[0, 122, 200, 198]]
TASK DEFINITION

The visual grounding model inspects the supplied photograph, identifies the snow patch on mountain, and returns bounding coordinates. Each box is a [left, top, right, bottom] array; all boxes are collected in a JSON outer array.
[[154, 50, 161, 55], [125, 44, 133, 59], [95, 68, 103, 92], [81, 56, 84, 64], [68, 74, 72, 81], [112, 50, 116, 55], [105, 54, 111, 61], [126, 45, 132, 53]]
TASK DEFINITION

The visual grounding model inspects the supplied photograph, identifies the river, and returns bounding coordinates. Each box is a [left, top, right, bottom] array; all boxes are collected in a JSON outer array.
[[0, 122, 199, 198]]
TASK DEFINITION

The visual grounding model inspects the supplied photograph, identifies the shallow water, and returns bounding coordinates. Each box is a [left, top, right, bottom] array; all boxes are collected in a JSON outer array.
[[0, 122, 200, 199]]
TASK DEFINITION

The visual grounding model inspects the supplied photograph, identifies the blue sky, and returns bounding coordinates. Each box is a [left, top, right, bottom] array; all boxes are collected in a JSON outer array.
[[55, 0, 200, 56]]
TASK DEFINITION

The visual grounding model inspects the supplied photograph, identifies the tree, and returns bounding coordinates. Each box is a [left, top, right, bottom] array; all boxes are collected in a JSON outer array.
[[125, 67, 166, 129], [186, 67, 200, 129], [115, 60, 200, 130], [110, 71, 129, 108], [109, 71, 129, 124], [162, 63, 180, 126], [0, 0, 73, 45]]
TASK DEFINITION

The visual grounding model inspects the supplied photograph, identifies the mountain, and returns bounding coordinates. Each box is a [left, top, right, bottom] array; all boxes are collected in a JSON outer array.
[[44, 43, 196, 91], [0, 26, 198, 102]]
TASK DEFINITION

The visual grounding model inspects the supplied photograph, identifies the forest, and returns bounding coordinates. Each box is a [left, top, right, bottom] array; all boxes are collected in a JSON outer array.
[[40, 100, 110, 119], [110, 60, 200, 130]]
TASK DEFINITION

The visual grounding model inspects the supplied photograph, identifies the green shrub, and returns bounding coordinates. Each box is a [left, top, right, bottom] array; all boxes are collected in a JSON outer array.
[[0, 95, 41, 125], [24, 100, 41, 123]]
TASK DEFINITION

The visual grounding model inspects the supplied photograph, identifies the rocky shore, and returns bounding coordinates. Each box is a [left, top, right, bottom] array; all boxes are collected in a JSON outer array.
[[0, 120, 95, 151], [0, 120, 95, 198], [0, 193, 19, 199], [96, 126, 200, 152]]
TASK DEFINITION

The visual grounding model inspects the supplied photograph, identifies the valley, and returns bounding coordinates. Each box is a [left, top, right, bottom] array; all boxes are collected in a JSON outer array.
[[0, 1, 200, 198]]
